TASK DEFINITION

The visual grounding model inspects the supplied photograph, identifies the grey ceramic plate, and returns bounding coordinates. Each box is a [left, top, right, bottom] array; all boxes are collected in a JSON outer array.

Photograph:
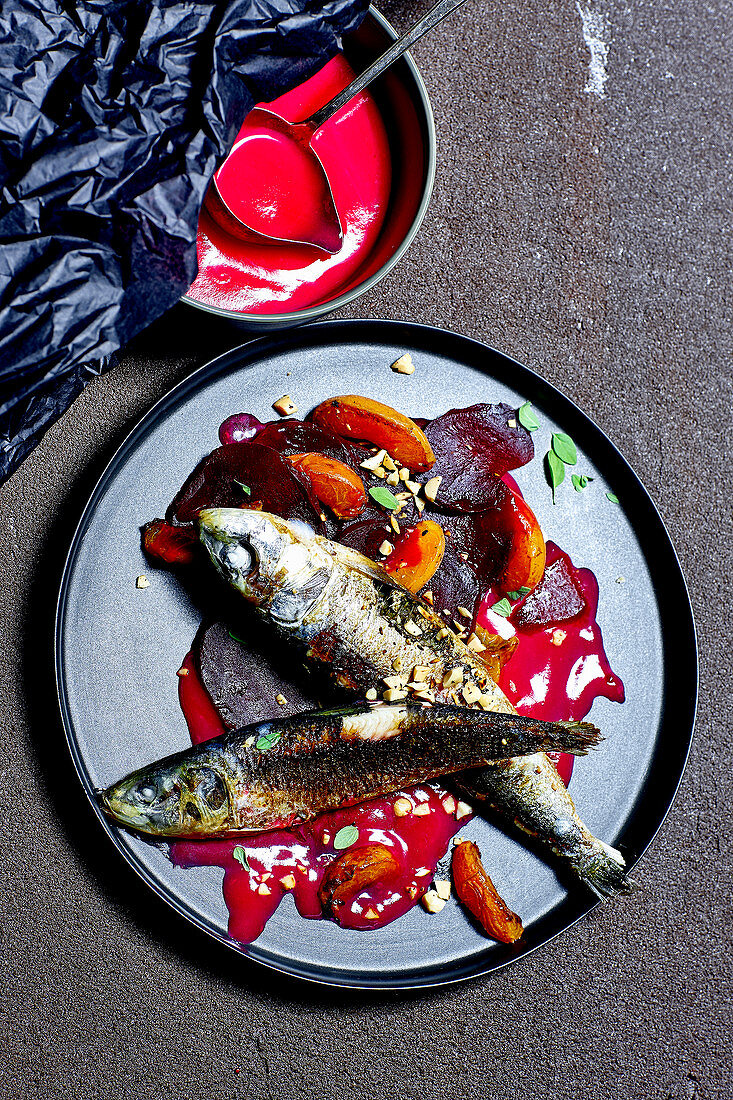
[[56, 320, 697, 989]]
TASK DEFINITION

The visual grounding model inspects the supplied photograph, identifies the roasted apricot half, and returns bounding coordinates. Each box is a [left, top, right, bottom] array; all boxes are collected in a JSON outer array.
[[499, 488, 546, 593], [287, 452, 366, 519], [311, 395, 436, 472], [384, 520, 446, 593], [452, 839, 523, 943]]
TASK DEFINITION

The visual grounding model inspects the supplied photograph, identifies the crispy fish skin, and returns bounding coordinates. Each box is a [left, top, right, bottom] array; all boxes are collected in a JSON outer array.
[[100, 703, 601, 838], [198, 509, 631, 893]]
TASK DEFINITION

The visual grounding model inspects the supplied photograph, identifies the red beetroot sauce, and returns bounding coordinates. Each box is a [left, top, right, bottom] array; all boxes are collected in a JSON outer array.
[[187, 55, 391, 315]]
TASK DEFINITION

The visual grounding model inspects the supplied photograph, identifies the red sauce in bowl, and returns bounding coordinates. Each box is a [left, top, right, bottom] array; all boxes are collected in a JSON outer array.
[[187, 56, 391, 315]]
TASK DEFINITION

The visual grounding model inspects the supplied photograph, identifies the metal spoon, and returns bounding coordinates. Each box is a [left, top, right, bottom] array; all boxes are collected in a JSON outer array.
[[208, 0, 472, 254]]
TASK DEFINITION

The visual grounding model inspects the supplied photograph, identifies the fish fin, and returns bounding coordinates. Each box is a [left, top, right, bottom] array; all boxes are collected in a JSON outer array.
[[569, 841, 638, 898], [554, 720, 603, 755], [315, 538, 408, 592]]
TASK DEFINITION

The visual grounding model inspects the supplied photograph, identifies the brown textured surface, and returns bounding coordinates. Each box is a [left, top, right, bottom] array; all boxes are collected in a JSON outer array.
[[1, 0, 731, 1096]]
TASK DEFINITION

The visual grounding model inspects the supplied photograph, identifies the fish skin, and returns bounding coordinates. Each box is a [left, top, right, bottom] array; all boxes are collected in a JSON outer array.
[[198, 509, 631, 893], [100, 703, 602, 838]]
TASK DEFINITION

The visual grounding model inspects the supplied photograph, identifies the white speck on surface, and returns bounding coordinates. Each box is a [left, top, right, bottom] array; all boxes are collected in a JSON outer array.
[[577, 4, 610, 97]]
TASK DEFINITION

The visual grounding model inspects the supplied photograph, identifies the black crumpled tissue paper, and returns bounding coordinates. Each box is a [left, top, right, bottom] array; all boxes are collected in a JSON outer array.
[[0, 0, 370, 484]]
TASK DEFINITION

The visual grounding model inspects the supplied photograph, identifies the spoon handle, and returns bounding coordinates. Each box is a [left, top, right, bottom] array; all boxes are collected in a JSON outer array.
[[305, 0, 472, 131]]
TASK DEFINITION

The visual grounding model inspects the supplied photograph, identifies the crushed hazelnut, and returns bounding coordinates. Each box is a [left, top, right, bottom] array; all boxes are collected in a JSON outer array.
[[383, 687, 408, 702], [455, 801, 472, 820], [458, 606, 472, 619], [421, 890, 446, 914], [412, 803, 430, 817], [244, 735, 256, 747], [423, 476, 442, 502], [280, 874, 296, 891], [390, 514, 401, 534], [508, 417, 517, 428], [394, 797, 412, 817], [404, 620, 422, 636], [477, 694, 494, 710], [275, 693, 288, 705], [272, 395, 297, 416], [135, 575, 150, 589], [383, 674, 406, 689], [467, 633, 486, 652], [405, 479, 421, 496], [365, 687, 378, 701], [382, 454, 397, 471], [551, 629, 567, 646], [434, 878, 451, 901], [414, 497, 425, 513], [378, 540, 394, 556], [257, 884, 272, 896], [442, 794, 456, 813], [442, 666, 464, 688], [415, 866, 431, 877], [360, 448, 388, 471], [386, 471, 400, 486], [412, 665, 430, 682], [373, 466, 387, 478], [422, 590, 434, 605], [399, 467, 411, 482], [437, 627, 450, 639], [391, 353, 415, 375], [461, 682, 482, 705], [176, 666, 189, 677]]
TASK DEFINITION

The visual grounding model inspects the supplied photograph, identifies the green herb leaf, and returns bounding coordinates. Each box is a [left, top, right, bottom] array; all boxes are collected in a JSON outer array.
[[572, 473, 594, 492], [228, 629, 248, 646], [551, 432, 577, 466], [506, 586, 532, 600], [333, 825, 359, 850], [490, 597, 512, 617], [517, 401, 539, 432], [232, 846, 251, 871], [517, 585, 531, 596], [368, 486, 400, 510], [234, 479, 251, 497], [606, 491, 620, 504], [256, 730, 282, 752], [545, 449, 565, 503]]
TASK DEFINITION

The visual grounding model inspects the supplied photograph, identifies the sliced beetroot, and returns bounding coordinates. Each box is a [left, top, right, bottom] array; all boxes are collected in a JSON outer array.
[[424, 545, 482, 624], [446, 509, 511, 590], [167, 441, 323, 529], [195, 620, 322, 730], [142, 518, 199, 565], [513, 554, 587, 629], [424, 404, 534, 512], [255, 419, 364, 467], [337, 495, 422, 561]]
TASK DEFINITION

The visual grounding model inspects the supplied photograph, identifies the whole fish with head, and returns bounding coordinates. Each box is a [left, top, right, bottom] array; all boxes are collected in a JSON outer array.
[[196, 508, 632, 894], [100, 701, 601, 837]]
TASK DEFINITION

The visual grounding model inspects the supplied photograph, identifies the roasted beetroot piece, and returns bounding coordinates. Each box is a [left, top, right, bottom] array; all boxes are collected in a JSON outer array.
[[448, 510, 512, 590], [513, 550, 587, 629], [142, 519, 199, 566], [256, 419, 363, 467], [424, 545, 482, 624], [167, 442, 323, 529], [424, 404, 534, 512], [195, 620, 321, 730], [218, 413, 265, 445]]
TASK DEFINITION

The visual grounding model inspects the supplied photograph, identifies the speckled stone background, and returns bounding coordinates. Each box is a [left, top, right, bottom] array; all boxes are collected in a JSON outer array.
[[1, 0, 731, 1097]]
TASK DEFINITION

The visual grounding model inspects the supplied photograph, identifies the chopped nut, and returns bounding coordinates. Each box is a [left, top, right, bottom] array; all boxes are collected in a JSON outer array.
[[386, 471, 400, 486], [415, 866, 432, 877], [363, 907, 380, 920], [322, 831, 331, 845], [280, 874, 296, 891], [383, 687, 408, 702], [616, 575, 626, 584], [391, 352, 415, 375], [360, 448, 388, 471], [373, 466, 387, 478], [392, 657, 403, 671], [442, 666, 464, 688], [412, 665, 430, 682], [455, 800, 472, 820], [382, 454, 397, 471], [413, 803, 430, 817], [403, 620, 422, 637], [275, 693, 288, 705], [244, 735, 256, 747], [434, 878, 452, 901], [467, 632, 487, 653], [508, 417, 517, 428], [458, 606, 472, 619], [422, 590, 434, 605], [421, 890, 446, 914], [365, 687, 378, 701], [551, 629, 567, 646], [459, 551, 469, 561], [389, 514, 401, 534], [442, 795, 456, 814], [423, 476, 442, 502], [176, 666, 189, 677], [378, 540, 394, 556], [135, 574, 150, 589], [257, 883, 272, 896], [272, 395, 297, 416], [395, 491, 411, 500], [405, 479, 422, 496], [462, 682, 482, 705], [399, 467, 411, 482], [406, 884, 420, 899], [437, 627, 450, 639], [414, 497, 425, 513], [452, 620, 467, 636], [383, 674, 406, 689], [477, 694, 495, 710], [394, 797, 412, 817], [412, 688, 435, 703]]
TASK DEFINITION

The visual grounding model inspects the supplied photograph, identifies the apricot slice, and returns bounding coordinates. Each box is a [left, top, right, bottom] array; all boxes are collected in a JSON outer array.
[[286, 452, 366, 519], [311, 395, 435, 472], [452, 839, 523, 943], [383, 520, 446, 593], [319, 844, 399, 918], [500, 489, 546, 593]]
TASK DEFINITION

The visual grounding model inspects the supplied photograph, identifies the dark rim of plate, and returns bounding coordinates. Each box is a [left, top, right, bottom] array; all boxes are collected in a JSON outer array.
[[55, 319, 698, 991]]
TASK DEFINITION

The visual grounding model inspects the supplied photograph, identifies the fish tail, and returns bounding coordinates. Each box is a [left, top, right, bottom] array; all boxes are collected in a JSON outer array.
[[568, 839, 637, 898], [551, 720, 603, 756]]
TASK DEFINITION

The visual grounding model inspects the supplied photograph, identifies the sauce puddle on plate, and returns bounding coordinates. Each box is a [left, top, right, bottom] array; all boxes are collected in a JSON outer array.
[[169, 538, 623, 943]]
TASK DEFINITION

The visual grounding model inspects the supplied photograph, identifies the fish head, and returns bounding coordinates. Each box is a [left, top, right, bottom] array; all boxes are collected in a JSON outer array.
[[198, 508, 332, 625], [100, 760, 231, 837]]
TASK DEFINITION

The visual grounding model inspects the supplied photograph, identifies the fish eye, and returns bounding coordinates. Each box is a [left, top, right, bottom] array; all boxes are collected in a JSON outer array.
[[137, 784, 157, 804]]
